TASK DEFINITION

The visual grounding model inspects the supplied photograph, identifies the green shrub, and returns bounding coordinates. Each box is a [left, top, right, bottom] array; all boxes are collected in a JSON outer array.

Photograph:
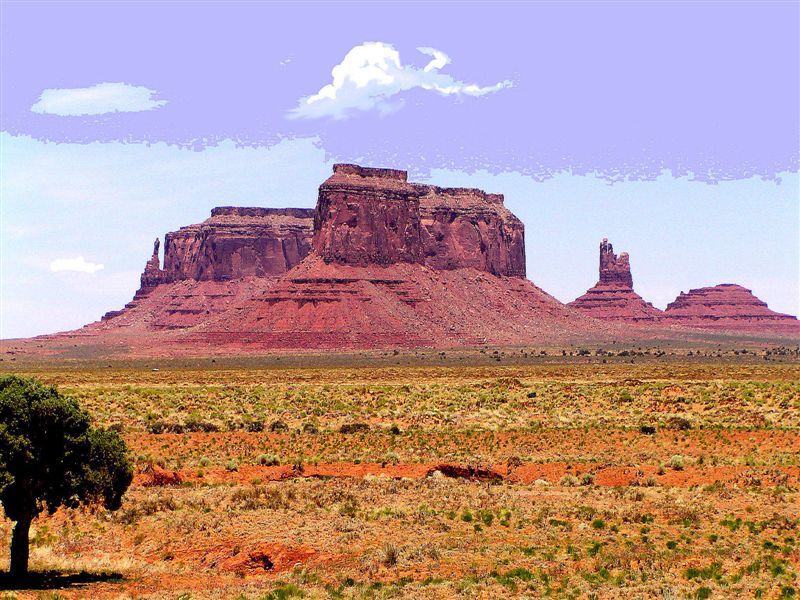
[[559, 474, 580, 487], [670, 455, 685, 470], [258, 454, 279, 466]]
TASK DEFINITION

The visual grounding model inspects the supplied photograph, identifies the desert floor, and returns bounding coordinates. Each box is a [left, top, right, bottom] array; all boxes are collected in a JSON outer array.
[[0, 348, 798, 599]]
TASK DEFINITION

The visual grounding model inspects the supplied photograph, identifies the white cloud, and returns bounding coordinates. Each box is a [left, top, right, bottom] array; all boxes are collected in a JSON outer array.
[[31, 82, 167, 116], [49, 256, 105, 273], [289, 42, 512, 120]]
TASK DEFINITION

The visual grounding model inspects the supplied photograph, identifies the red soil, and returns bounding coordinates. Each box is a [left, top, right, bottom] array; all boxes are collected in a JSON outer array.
[[134, 461, 800, 489]]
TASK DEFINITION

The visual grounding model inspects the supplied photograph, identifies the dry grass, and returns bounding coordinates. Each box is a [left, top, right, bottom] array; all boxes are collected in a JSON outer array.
[[0, 359, 797, 598]]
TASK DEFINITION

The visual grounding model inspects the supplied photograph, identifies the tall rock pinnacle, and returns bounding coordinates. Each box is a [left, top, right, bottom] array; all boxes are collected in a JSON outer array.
[[139, 238, 163, 291], [598, 238, 633, 288], [568, 238, 662, 322]]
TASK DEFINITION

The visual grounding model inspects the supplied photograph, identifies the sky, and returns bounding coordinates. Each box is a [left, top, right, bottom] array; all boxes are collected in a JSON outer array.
[[1, 1, 798, 339]]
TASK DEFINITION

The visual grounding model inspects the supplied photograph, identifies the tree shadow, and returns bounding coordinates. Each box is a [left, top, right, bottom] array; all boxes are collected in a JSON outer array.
[[0, 570, 124, 590]]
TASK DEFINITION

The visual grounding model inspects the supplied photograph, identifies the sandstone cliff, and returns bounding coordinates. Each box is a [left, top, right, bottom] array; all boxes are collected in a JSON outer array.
[[313, 164, 526, 276], [313, 165, 424, 266], [102, 207, 315, 322], [568, 239, 662, 322], [417, 185, 525, 277], [160, 207, 314, 282]]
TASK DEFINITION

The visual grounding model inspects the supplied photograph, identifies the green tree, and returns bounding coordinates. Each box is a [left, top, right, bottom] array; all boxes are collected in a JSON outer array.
[[0, 375, 133, 578]]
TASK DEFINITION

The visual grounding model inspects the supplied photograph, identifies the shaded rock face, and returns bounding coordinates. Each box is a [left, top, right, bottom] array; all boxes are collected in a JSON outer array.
[[157, 207, 314, 283], [313, 164, 526, 277], [568, 238, 662, 322], [664, 284, 799, 330], [140, 238, 163, 291], [313, 165, 425, 267], [102, 238, 165, 321], [417, 186, 526, 277]]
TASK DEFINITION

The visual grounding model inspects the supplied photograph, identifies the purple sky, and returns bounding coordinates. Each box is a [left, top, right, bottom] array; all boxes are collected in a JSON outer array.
[[1, 2, 798, 338], [3, 2, 798, 179]]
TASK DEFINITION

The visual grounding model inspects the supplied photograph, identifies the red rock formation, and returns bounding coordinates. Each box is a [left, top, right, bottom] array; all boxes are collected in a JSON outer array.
[[83, 164, 605, 348], [101, 238, 167, 321], [313, 164, 526, 276], [140, 238, 163, 290], [313, 165, 425, 266], [101, 208, 315, 322], [417, 185, 526, 277], [162, 207, 314, 282], [598, 238, 633, 288], [664, 284, 799, 332], [568, 238, 662, 322], [35, 163, 798, 356], [182, 255, 598, 350]]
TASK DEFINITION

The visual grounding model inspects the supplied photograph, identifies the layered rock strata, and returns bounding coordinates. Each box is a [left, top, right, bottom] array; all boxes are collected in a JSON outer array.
[[160, 207, 315, 282], [102, 207, 315, 321], [664, 284, 799, 331]]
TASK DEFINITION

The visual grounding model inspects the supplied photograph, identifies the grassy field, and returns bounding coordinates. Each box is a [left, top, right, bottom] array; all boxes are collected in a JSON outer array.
[[0, 356, 798, 598]]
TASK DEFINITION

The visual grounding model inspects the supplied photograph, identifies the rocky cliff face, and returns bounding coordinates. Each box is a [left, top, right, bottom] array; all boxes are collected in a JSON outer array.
[[161, 207, 315, 282], [664, 284, 799, 330], [131, 164, 525, 298], [313, 164, 526, 277], [139, 238, 164, 293], [313, 165, 425, 267], [133, 207, 315, 290], [568, 238, 662, 322], [417, 185, 526, 277], [102, 207, 315, 321]]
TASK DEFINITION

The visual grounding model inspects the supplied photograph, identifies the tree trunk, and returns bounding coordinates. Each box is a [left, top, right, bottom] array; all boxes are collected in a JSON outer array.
[[9, 514, 31, 579]]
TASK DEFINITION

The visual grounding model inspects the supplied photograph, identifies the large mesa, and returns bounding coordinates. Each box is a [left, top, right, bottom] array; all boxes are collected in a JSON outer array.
[[85, 163, 595, 350]]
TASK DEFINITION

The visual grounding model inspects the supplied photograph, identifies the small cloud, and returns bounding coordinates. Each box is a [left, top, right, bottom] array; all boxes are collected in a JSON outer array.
[[50, 256, 104, 274], [288, 42, 512, 120], [31, 82, 167, 116]]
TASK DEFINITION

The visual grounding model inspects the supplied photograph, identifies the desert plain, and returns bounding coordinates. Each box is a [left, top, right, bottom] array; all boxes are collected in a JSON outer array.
[[0, 345, 798, 599]]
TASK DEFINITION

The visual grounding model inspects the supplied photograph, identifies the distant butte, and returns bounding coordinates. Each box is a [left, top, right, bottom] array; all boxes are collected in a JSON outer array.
[[663, 284, 799, 332], [18, 164, 799, 355], [568, 239, 662, 323]]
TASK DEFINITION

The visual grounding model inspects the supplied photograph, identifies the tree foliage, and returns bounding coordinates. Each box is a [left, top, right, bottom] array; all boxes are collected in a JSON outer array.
[[0, 375, 133, 576]]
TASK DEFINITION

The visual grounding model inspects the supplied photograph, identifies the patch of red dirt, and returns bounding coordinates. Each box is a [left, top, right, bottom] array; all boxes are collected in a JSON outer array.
[[138, 464, 183, 486], [429, 464, 503, 481], [220, 542, 317, 575], [148, 461, 800, 488]]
